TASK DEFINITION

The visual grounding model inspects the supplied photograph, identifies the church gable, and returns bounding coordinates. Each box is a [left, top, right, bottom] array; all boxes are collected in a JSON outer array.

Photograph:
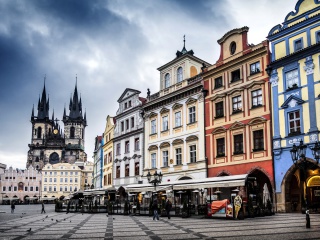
[[117, 88, 141, 103]]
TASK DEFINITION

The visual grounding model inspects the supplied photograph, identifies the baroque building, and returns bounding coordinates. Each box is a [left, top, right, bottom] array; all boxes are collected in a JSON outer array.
[[142, 40, 210, 184], [27, 82, 87, 170], [102, 115, 115, 189], [113, 89, 146, 194], [266, 0, 320, 212], [203, 27, 273, 204], [93, 135, 103, 188]]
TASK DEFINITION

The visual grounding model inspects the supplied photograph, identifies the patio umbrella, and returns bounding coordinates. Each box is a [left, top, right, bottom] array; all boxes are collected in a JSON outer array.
[[263, 183, 270, 205]]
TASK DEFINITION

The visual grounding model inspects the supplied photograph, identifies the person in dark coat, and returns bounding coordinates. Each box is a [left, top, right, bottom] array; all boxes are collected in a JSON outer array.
[[152, 199, 159, 221], [11, 202, 15, 214], [41, 202, 46, 214], [165, 198, 172, 219]]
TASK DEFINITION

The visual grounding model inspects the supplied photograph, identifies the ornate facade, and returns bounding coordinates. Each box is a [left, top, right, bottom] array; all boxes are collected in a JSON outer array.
[[143, 41, 210, 183], [27, 82, 87, 170], [93, 136, 103, 188], [267, 0, 320, 212], [203, 27, 273, 202]]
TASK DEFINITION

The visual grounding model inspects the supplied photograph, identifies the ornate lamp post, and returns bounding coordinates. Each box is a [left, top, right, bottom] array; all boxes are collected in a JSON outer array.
[[146, 170, 162, 191], [290, 140, 320, 228]]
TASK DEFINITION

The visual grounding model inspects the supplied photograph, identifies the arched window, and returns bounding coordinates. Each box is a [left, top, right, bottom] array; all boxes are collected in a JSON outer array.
[[70, 127, 75, 139], [37, 127, 42, 139], [177, 67, 183, 83], [164, 73, 170, 88]]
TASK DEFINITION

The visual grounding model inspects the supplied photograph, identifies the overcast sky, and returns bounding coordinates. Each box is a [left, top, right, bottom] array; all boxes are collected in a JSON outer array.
[[0, 0, 297, 169]]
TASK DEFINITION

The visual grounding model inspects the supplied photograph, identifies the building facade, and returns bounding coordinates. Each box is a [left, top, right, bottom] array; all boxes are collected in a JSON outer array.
[[267, 0, 320, 212], [143, 41, 210, 184], [102, 115, 115, 189], [93, 136, 103, 188], [0, 166, 41, 204], [203, 27, 274, 202], [113, 89, 146, 192], [27, 82, 87, 170]]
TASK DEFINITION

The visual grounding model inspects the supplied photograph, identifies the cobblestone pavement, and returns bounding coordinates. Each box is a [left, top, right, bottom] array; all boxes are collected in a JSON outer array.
[[0, 205, 320, 240]]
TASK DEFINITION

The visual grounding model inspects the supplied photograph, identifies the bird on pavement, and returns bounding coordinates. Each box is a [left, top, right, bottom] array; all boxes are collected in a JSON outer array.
[[51, 219, 53, 221], [106, 213, 109, 217], [70, 220, 71, 222], [64, 219, 66, 221], [27, 228, 31, 232], [46, 215, 48, 218], [56, 220, 58, 222]]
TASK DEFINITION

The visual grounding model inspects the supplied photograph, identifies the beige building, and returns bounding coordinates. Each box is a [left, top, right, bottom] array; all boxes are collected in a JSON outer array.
[[41, 162, 93, 201], [102, 115, 115, 189], [0, 166, 41, 204]]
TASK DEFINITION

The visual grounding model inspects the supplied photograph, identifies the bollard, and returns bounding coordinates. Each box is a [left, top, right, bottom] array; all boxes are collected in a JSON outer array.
[[306, 210, 310, 228]]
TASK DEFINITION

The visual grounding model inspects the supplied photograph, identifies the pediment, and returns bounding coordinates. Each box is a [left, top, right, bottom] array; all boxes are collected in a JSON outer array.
[[186, 135, 198, 142], [247, 117, 267, 126], [172, 103, 183, 110], [160, 108, 170, 115], [172, 138, 184, 145], [117, 88, 141, 103], [186, 97, 197, 105], [211, 127, 227, 135], [148, 145, 158, 151], [228, 87, 243, 96], [210, 93, 226, 102], [159, 142, 170, 148], [281, 95, 304, 109], [148, 112, 157, 119], [245, 80, 265, 89], [229, 121, 245, 130]]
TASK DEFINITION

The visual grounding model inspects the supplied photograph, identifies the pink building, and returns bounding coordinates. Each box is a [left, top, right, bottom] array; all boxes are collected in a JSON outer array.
[[0, 166, 42, 204]]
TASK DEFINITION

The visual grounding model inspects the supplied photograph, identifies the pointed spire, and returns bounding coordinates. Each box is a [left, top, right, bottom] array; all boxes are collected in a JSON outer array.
[[181, 35, 187, 54], [31, 104, 34, 121], [52, 109, 54, 121], [63, 105, 66, 120], [37, 77, 50, 119]]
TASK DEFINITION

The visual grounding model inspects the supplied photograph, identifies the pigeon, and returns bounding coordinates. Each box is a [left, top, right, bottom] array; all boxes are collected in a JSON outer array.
[[70, 220, 71, 222], [113, 218, 115, 220], [27, 228, 31, 232], [64, 219, 66, 221], [56, 220, 58, 222], [51, 219, 53, 221], [46, 215, 48, 218], [20, 216, 22, 218]]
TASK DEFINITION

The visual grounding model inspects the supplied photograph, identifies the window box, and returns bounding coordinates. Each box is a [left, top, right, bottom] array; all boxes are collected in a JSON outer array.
[[287, 83, 298, 91]]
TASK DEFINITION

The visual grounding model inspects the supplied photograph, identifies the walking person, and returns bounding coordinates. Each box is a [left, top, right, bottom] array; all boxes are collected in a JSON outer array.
[[165, 198, 172, 219], [11, 202, 15, 214], [152, 199, 159, 221], [41, 202, 46, 214]]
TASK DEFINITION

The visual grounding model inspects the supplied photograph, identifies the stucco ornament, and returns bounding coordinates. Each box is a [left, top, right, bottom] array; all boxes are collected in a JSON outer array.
[[273, 140, 280, 149], [310, 134, 318, 142], [304, 56, 314, 75], [288, 99, 297, 108], [269, 75, 279, 87]]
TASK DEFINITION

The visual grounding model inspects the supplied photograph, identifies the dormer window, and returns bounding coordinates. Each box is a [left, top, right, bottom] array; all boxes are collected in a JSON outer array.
[[231, 69, 240, 82], [294, 39, 303, 52], [230, 41, 236, 55], [177, 67, 183, 83], [165, 73, 170, 88]]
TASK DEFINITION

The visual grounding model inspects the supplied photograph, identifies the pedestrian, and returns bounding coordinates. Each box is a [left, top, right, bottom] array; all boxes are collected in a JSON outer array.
[[152, 199, 159, 221], [41, 202, 46, 214], [165, 198, 172, 219], [66, 201, 71, 214], [11, 201, 15, 214]]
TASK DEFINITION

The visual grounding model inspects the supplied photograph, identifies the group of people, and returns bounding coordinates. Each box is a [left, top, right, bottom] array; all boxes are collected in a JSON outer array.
[[10, 201, 46, 214], [152, 198, 172, 221]]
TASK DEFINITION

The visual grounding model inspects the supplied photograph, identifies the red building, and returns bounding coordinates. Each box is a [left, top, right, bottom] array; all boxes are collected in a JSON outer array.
[[203, 27, 274, 206]]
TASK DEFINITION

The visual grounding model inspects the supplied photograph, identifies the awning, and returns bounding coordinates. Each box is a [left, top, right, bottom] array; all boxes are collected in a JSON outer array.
[[126, 174, 248, 193], [26, 197, 38, 200], [42, 197, 56, 200]]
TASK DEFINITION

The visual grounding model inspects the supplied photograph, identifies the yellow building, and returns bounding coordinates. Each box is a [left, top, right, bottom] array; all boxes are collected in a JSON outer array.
[[102, 115, 115, 189], [41, 162, 93, 201]]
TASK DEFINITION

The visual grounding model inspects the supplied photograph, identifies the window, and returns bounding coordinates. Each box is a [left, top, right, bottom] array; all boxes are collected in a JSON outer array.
[[25, 186, 28, 191], [175, 112, 181, 127], [294, 39, 303, 51], [70, 178, 73, 183], [151, 153, 156, 168], [49, 178, 52, 182], [288, 111, 301, 135], [121, 122, 124, 132], [163, 151, 168, 167], [70, 186, 72, 192], [215, 102, 224, 118], [8, 186, 12, 191], [50, 172, 52, 176], [60, 178, 63, 182], [250, 62, 260, 75], [126, 119, 129, 130], [125, 164, 129, 177], [189, 106, 196, 123], [54, 178, 56, 183], [177, 67, 183, 83], [151, 120, 156, 134], [44, 186, 47, 191], [125, 102, 128, 109], [134, 138, 140, 151], [70, 172, 73, 175], [37, 126, 42, 138], [109, 152, 112, 162], [214, 77, 223, 89], [54, 186, 56, 191], [45, 172, 47, 175], [129, 100, 132, 107], [65, 172, 68, 175], [252, 89, 262, 107], [165, 73, 170, 88], [162, 116, 168, 131], [190, 145, 197, 163], [65, 186, 68, 191], [216, 138, 225, 157], [116, 166, 120, 178], [36, 187, 38, 191], [125, 141, 130, 153], [65, 178, 68, 183], [231, 69, 240, 82], [44, 178, 47, 182], [286, 69, 298, 89], [60, 186, 63, 191], [253, 130, 264, 151], [135, 162, 139, 175], [317, 31, 320, 43], [70, 127, 75, 139], [116, 143, 121, 155], [49, 186, 52, 192], [232, 96, 242, 112], [2, 186, 6, 191], [75, 178, 78, 183], [108, 174, 111, 185], [131, 117, 134, 128], [234, 134, 243, 154], [54, 172, 57, 175], [30, 186, 33, 191], [176, 148, 182, 165]]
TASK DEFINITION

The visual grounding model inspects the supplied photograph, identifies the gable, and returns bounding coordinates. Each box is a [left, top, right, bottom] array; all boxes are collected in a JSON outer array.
[[117, 88, 141, 103], [281, 95, 304, 108]]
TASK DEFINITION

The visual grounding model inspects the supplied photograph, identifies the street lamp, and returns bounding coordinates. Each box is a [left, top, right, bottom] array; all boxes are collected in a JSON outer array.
[[146, 170, 162, 191], [290, 140, 320, 228]]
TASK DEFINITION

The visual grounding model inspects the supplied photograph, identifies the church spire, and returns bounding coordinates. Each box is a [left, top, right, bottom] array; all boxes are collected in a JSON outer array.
[[37, 79, 50, 119], [68, 77, 83, 120], [181, 35, 187, 54]]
